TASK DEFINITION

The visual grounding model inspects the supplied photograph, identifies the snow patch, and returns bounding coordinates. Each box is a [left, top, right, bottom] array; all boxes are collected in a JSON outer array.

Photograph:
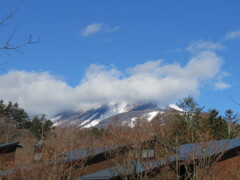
[[127, 111, 161, 128], [146, 111, 160, 122], [129, 117, 137, 128], [80, 119, 91, 126], [112, 102, 129, 113], [83, 119, 100, 128], [169, 104, 184, 112]]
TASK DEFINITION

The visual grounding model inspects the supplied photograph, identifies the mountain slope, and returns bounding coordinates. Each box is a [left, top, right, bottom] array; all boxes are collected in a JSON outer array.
[[51, 102, 181, 128]]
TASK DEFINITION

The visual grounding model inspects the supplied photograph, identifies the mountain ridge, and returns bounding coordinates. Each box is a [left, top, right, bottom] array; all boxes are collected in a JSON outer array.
[[51, 102, 181, 128]]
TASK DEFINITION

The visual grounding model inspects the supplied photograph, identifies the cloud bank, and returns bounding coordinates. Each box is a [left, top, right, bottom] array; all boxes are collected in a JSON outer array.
[[0, 49, 229, 117]]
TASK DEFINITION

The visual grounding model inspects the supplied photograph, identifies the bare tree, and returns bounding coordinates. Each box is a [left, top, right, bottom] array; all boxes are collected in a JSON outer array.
[[0, 1, 39, 55]]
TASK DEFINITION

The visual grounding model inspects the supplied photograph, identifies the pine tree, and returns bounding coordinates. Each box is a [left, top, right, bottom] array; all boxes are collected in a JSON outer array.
[[174, 96, 204, 143], [3, 101, 30, 128], [30, 115, 53, 139], [0, 99, 53, 140], [207, 109, 227, 139], [224, 109, 240, 139]]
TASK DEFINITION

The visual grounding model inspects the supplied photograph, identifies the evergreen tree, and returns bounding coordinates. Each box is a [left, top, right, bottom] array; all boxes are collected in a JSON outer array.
[[176, 96, 203, 128], [0, 100, 6, 114], [224, 109, 240, 138], [30, 115, 53, 139], [174, 96, 204, 143], [0, 99, 53, 139], [207, 109, 227, 139], [0, 100, 30, 128]]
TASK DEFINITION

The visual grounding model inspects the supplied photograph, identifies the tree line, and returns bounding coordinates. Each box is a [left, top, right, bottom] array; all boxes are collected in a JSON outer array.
[[0, 99, 53, 140], [170, 96, 240, 144]]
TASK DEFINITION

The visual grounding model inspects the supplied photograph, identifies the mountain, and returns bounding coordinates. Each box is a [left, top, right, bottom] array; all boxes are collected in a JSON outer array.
[[51, 102, 181, 128]]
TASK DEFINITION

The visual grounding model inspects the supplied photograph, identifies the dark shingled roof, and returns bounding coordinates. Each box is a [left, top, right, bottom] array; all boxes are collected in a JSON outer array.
[[1, 138, 240, 179], [177, 138, 240, 159], [64, 144, 127, 162], [64, 137, 170, 162], [0, 142, 22, 150], [80, 138, 240, 179], [80, 159, 164, 180]]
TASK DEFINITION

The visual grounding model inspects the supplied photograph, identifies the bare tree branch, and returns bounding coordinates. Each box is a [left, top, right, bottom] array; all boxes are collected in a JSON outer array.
[[0, 28, 40, 52], [0, 0, 24, 27], [229, 95, 240, 106], [0, 0, 39, 53]]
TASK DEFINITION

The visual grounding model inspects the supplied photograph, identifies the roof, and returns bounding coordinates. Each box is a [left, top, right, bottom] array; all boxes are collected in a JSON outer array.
[[79, 160, 157, 179], [2, 138, 240, 179], [64, 144, 127, 162], [0, 142, 22, 150], [177, 138, 240, 159], [64, 136, 169, 162], [79, 158, 176, 180], [80, 138, 240, 179]]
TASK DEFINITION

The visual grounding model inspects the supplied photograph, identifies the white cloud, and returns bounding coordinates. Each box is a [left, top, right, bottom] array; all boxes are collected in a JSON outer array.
[[0, 51, 228, 117], [80, 23, 103, 36], [225, 30, 240, 40], [214, 82, 231, 90], [80, 22, 120, 37], [0, 71, 75, 116], [186, 40, 225, 53], [213, 71, 231, 90]]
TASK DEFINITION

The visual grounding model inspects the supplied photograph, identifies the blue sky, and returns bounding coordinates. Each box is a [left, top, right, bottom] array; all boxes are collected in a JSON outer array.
[[0, 0, 240, 116]]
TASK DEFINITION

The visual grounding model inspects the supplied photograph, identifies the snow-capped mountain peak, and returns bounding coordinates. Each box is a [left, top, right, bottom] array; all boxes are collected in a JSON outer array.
[[51, 102, 182, 128]]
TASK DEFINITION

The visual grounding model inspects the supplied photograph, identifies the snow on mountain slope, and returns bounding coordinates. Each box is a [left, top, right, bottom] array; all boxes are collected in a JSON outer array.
[[127, 111, 162, 128], [83, 119, 100, 128], [169, 104, 184, 112], [146, 111, 162, 121], [51, 102, 132, 127], [51, 102, 181, 128], [96, 110, 157, 128]]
